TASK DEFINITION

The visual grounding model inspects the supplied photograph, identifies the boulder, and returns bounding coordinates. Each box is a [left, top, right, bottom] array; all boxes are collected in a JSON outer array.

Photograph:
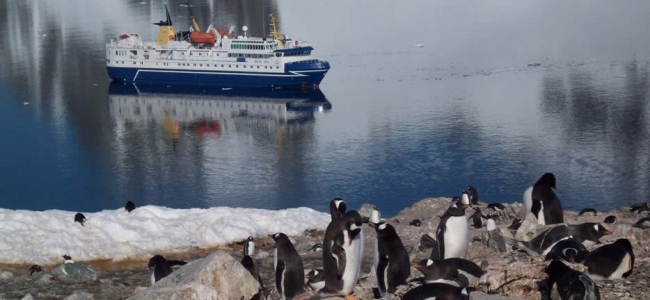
[[127, 250, 259, 300], [51, 263, 99, 283], [63, 290, 94, 300]]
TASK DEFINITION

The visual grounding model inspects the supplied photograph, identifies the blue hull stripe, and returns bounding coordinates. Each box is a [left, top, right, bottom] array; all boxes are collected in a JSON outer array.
[[107, 63, 329, 89]]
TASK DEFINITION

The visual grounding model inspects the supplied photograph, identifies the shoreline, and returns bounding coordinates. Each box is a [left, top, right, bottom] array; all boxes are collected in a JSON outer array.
[[1, 197, 649, 299]]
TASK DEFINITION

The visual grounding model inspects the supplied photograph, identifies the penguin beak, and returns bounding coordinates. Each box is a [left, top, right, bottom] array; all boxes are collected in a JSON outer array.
[[369, 222, 376, 228], [267, 234, 273, 239], [411, 264, 421, 269], [603, 230, 612, 235], [305, 274, 310, 279], [461, 204, 469, 209], [475, 287, 483, 292]]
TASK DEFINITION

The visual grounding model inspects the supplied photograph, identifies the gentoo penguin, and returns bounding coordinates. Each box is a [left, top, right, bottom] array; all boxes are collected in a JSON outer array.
[[370, 206, 381, 288], [568, 223, 611, 246], [508, 218, 523, 231], [469, 207, 485, 229], [414, 232, 440, 260], [370, 205, 381, 224], [241, 236, 263, 287], [402, 283, 479, 300], [487, 203, 506, 211], [269, 232, 304, 299], [629, 202, 650, 213], [485, 214, 507, 252], [460, 190, 471, 206], [125, 201, 136, 212], [544, 238, 590, 263], [603, 215, 617, 224], [148, 255, 186, 285], [412, 258, 485, 287], [62, 254, 74, 264], [507, 224, 572, 256], [409, 219, 422, 227], [309, 243, 324, 252], [74, 213, 86, 226], [305, 269, 325, 292], [632, 216, 650, 229], [467, 184, 479, 206], [28, 265, 42, 276], [369, 222, 410, 296], [329, 198, 347, 220], [527, 173, 564, 225], [578, 208, 597, 216], [437, 201, 470, 259], [544, 260, 601, 300], [320, 211, 364, 298], [583, 239, 635, 280]]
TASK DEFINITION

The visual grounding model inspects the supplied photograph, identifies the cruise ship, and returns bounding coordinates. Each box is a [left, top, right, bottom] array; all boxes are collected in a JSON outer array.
[[105, 4, 330, 89]]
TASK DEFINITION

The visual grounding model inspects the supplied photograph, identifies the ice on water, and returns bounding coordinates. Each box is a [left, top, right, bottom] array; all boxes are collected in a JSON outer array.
[[0, 205, 330, 265]]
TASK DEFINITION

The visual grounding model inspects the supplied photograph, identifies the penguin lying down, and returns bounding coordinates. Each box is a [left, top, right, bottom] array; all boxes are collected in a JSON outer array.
[[505, 223, 611, 256]]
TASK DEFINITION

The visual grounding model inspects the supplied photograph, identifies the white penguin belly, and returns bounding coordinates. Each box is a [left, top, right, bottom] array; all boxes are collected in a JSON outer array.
[[537, 201, 546, 226], [598, 253, 632, 280], [523, 186, 533, 214], [309, 281, 325, 292], [341, 231, 363, 294], [444, 216, 469, 259]]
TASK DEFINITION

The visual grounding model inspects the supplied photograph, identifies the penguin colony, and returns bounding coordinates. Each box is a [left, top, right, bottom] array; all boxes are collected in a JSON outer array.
[[56, 172, 647, 299]]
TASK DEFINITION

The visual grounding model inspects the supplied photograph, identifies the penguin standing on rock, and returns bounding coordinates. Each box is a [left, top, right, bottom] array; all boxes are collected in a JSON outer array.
[[469, 207, 485, 229], [460, 190, 471, 206], [369, 221, 410, 297], [544, 260, 601, 300], [269, 232, 304, 299], [329, 198, 347, 220], [320, 211, 364, 299], [485, 214, 507, 252], [467, 185, 479, 206], [241, 236, 263, 288], [524, 173, 564, 225], [437, 201, 470, 259], [370, 206, 381, 286]]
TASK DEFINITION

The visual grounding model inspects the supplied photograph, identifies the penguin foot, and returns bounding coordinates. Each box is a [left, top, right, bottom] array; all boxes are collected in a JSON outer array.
[[344, 295, 358, 300]]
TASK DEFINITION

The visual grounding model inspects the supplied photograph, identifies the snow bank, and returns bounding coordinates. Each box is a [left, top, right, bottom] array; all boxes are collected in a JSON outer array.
[[0, 205, 330, 265]]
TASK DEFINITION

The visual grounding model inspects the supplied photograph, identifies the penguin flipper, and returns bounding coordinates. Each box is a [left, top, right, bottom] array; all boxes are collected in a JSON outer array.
[[376, 256, 389, 296], [331, 243, 346, 278], [436, 221, 447, 259], [275, 259, 285, 294]]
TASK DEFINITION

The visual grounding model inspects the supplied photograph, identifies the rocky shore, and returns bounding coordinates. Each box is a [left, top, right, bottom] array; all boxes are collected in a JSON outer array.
[[2, 197, 649, 300]]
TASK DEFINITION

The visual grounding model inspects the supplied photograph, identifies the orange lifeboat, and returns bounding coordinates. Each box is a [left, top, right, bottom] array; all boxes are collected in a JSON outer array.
[[190, 32, 215, 44]]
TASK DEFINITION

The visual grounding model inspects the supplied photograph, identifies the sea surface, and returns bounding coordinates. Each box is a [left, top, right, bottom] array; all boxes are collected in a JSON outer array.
[[0, 0, 649, 217]]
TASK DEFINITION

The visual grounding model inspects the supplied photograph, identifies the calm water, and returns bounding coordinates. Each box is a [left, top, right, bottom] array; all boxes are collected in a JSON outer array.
[[1, 0, 649, 217]]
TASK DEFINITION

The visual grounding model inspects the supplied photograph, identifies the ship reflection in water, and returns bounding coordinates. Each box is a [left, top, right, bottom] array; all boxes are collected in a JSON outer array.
[[108, 82, 331, 143]]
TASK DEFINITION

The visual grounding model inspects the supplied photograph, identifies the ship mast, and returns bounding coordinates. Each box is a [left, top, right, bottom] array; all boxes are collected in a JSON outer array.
[[186, 0, 201, 32], [268, 14, 283, 47]]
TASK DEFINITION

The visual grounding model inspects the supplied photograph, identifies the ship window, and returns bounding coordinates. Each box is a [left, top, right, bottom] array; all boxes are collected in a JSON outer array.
[[193, 64, 196, 66], [276, 66, 279, 69], [243, 66, 246, 68], [257, 66, 259, 68], [265, 66, 267, 69], [221, 65, 224, 67], [133, 62, 136, 65], [200, 64, 202, 67], [236, 65, 239, 68], [229, 65, 231, 67]]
